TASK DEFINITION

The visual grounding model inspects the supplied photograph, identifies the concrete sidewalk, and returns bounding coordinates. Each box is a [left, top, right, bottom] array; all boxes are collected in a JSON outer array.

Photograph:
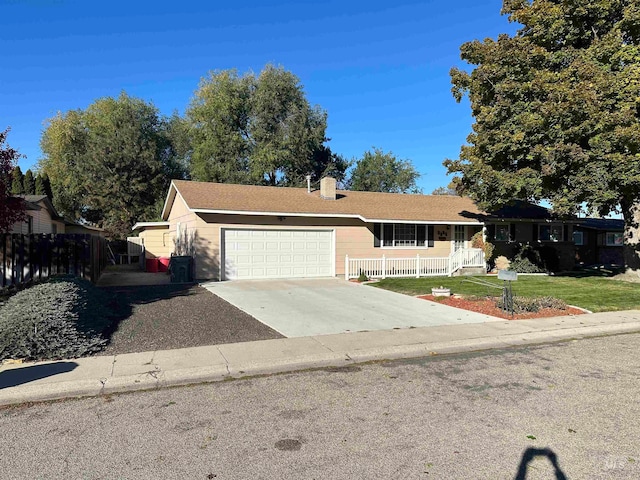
[[2, 310, 640, 406]]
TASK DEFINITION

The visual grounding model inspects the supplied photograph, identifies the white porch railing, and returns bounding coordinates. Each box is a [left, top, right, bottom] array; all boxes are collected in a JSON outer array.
[[345, 248, 484, 280]]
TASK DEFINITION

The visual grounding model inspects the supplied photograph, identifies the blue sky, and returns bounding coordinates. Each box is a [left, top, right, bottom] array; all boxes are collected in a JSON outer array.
[[1, 0, 518, 193]]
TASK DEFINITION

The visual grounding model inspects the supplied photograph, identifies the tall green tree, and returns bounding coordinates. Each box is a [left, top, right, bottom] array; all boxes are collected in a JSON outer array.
[[188, 69, 252, 184], [347, 148, 421, 193], [40, 92, 185, 238], [39, 109, 88, 220], [35, 174, 45, 196], [0, 129, 26, 233], [187, 65, 344, 186], [445, 0, 640, 270], [431, 186, 459, 196], [23, 169, 35, 195], [10, 166, 24, 195], [35, 173, 53, 200]]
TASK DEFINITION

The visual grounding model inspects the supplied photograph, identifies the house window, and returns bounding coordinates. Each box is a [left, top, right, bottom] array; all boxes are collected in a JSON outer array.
[[539, 224, 563, 242], [606, 232, 623, 246], [379, 223, 428, 248], [52, 223, 57, 234], [573, 230, 584, 246], [394, 224, 416, 247], [27, 216, 33, 234], [495, 224, 510, 242]]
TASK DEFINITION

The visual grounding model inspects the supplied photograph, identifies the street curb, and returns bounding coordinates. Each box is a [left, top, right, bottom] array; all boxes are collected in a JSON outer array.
[[2, 320, 640, 407]]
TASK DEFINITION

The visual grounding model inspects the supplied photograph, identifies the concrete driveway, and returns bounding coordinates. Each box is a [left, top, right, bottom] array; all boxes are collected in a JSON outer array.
[[201, 278, 499, 337]]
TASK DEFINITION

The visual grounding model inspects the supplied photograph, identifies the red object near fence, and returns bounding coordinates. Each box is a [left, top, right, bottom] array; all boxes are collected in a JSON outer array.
[[158, 257, 170, 272], [145, 258, 159, 273]]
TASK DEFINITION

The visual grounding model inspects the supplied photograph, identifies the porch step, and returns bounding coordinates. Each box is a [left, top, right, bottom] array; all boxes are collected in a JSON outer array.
[[452, 266, 487, 277]]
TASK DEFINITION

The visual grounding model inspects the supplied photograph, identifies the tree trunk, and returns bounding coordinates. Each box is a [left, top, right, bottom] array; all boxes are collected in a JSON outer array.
[[621, 200, 640, 274]]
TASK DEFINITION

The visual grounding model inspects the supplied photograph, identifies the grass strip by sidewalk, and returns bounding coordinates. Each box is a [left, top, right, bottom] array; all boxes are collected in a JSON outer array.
[[373, 275, 640, 313]]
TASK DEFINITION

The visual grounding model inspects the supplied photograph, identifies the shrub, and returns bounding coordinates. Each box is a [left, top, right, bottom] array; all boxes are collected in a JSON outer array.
[[495, 295, 567, 313], [509, 256, 545, 273], [471, 231, 494, 264], [357, 271, 369, 282], [0, 277, 112, 361], [509, 244, 546, 273]]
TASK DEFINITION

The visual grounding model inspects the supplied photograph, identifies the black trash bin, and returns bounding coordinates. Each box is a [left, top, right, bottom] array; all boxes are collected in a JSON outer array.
[[169, 255, 193, 283]]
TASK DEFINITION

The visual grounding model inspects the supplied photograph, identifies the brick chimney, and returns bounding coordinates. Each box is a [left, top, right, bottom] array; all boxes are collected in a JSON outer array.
[[320, 176, 336, 200]]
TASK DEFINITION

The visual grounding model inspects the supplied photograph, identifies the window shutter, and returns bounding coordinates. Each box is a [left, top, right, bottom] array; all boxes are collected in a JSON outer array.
[[563, 224, 569, 242], [532, 224, 539, 242], [486, 224, 495, 242], [509, 223, 516, 242], [427, 225, 434, 247], [417, 224, 426, 246], [373, 223, 381, 247]]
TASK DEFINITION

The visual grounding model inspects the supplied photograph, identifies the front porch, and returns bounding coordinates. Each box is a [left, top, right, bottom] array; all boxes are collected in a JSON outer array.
[[345, 248, 485, 280]]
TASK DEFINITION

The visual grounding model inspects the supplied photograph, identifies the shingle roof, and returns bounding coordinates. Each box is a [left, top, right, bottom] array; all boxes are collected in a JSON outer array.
[[14, 195, 62, 219], [485, 200, 553, 220], [165, 180, 485, 223], [577, 218, 624, 231]]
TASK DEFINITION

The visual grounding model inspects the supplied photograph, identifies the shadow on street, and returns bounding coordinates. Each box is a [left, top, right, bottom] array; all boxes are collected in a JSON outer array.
[[514, 447, 568, 480]]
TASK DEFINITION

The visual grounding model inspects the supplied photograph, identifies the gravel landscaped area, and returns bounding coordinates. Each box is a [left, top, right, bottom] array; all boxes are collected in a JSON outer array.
[[100, 284, 284, 355], [418, 294, 586, 319]]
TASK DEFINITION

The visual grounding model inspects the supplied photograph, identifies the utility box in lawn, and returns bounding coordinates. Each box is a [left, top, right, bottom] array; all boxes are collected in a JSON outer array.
[[169, 255, 193, 283]]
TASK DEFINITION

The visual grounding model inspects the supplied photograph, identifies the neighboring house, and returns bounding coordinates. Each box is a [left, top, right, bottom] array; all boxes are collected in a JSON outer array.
[[133, 178, 486, 281], [10, 195, 66, 235], [574, 218, 625, 266], [480, 201, 626, 270], [479, 200, 578, 271], [8, 195, 104, 237]]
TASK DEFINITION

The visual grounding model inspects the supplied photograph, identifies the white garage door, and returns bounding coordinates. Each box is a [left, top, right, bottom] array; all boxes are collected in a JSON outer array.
[[223, 229, 333, 280]]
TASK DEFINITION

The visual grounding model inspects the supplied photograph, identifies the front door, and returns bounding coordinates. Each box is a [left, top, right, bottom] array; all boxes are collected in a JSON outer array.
[[453, 225, 465, 252]]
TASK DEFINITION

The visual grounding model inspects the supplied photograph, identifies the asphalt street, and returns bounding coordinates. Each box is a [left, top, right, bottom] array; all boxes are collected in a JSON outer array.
[[1, 333, 639, 479]]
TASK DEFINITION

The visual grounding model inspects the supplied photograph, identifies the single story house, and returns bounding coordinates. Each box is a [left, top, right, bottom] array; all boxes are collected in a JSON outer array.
[[133, 178, 486, 281], [480, 201, 578, 271], [9, 195, 105, 237], [134, 180, 626, 279], [11, 195, 65, 235]]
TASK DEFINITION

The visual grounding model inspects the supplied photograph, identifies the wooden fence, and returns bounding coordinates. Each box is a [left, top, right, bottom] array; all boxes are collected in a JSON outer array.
[[1, 234, 107, 288]]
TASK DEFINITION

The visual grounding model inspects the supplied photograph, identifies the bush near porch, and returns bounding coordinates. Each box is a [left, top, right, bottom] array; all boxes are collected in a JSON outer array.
[[373, 275, 640, 313]]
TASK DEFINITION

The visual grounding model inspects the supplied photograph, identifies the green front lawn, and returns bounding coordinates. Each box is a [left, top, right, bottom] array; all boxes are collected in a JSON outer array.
[[373, 275, 640, 313]]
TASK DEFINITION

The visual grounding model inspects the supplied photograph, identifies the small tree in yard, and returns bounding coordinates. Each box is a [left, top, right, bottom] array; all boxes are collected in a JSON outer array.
[[0, 129, 26, 233]]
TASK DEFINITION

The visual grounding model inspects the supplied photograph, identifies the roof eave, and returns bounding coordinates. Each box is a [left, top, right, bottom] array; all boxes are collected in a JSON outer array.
[[160, 181, 178, 220], [190, 208, 484, 224], [132, 221, 171, 231]]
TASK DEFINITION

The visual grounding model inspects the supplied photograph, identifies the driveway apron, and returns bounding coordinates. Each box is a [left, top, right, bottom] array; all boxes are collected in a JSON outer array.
[[201, 278, 499, 337]]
